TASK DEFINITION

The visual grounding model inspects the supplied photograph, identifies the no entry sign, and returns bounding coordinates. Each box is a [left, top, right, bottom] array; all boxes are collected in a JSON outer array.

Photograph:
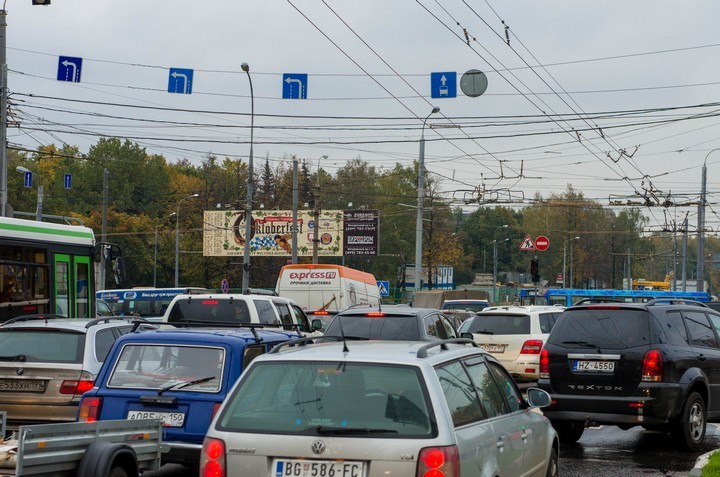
[[535, 235, 550, 251]]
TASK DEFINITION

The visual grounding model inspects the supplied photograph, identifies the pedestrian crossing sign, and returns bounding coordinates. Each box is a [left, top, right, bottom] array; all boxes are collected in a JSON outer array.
[[520, 234, 536, 251], [377, 280, 390, 297]]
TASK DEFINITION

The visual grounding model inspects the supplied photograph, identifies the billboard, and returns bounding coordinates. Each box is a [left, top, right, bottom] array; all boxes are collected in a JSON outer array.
[[343, 209, 379, 256], [203, 210, 343, 257]]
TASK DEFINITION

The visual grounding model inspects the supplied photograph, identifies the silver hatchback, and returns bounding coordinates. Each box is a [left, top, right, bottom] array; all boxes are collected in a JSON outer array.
[[202, 338, 558, 477]]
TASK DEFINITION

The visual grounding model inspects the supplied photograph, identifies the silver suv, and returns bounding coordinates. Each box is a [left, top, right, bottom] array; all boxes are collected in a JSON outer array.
[[0, 316, 154, 431], [201, 338, 559, 477]]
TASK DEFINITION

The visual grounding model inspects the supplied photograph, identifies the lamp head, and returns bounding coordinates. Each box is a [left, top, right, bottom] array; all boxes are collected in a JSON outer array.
[[241, 63, 249, 72], [431, 106, 440, 114], [16, 166, 30, 174], [191, 193, 200, 198]]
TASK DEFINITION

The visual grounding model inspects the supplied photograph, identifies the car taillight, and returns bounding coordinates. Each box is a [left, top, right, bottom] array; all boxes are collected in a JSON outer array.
[[60, 371, 95, 395], [366, 312, 385, 317], [539, 348, 550, 378], [417, 445, 459, 477], [520, 339, 543, 354], [78, 396, 102, 422], [642, 349, 663, 382], [201, 437, 226, 477]]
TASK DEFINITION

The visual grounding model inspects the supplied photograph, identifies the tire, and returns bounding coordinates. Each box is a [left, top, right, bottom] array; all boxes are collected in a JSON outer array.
[[545, 448, 558, 477], [671, 391, 706, 451], [108, 467, 130, 477], [552, 419, 585, 443]]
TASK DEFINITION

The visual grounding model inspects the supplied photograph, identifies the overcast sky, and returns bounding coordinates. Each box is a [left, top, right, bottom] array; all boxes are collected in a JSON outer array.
[[8, 0, 720, 234]]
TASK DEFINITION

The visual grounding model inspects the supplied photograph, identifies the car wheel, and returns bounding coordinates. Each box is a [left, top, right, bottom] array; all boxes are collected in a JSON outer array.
[[108, 467, 129, 477], [671, 391, 706, 451], [551, 419, 584, 443], [545, 448, 558, 477]]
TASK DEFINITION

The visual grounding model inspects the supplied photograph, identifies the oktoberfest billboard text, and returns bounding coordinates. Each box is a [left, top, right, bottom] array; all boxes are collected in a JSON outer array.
[[203, 210, 343, 257]]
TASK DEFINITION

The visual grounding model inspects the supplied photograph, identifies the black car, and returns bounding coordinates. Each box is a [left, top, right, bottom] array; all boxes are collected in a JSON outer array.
[[321, 305, 458, 341], [538, 299, 720, 450]]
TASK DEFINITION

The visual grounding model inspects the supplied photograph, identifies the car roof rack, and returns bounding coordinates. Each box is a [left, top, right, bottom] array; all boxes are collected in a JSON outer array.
[[572, 298, 625, 306], [644, 298, 708, 307], [1, 314, 67, 326], [268, 335, 348, 354], [416, 338, 477, 359]]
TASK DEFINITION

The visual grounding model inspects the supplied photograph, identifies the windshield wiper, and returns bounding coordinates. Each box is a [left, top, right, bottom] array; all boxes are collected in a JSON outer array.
[[158, 376, 215, 395], [474, 330, 494, 335], [0, 354, 26, 362], [315, 425, 398, 435], [562, 340, 602, 352]]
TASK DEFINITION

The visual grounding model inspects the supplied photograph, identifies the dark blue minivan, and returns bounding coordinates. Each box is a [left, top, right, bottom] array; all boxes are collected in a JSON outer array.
[[77, 324, 302, 466]]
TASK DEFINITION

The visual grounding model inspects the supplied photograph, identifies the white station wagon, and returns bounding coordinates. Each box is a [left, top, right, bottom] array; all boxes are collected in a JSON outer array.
[[201, 338, 559, 477]]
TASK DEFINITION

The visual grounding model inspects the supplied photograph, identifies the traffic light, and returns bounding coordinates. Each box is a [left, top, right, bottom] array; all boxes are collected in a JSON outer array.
[[531, 258, 539, 283], [32, 0, 51, 5]]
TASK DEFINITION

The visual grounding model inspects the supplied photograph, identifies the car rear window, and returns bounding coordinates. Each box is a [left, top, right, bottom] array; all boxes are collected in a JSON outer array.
[[217, 361, 434, 437], [325, 315, 420, 340], [167, 298, 251, 324], [467, 314, 530, 335], [107, 344, 225, 392], [548, 308, 651, 349], [0, 329, 84, 363]]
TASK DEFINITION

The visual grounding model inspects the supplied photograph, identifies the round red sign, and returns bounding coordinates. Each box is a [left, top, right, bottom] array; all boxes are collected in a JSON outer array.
[[535, 235, 550, 251]]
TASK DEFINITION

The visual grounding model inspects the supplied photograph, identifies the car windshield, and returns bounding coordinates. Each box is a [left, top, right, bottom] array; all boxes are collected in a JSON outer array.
[[0, 329, 84, 363], [217, 361, 435, 437], [444, 302, 488, 312], [548, 308, 651, 349], [107, 344, 225, 392], [468, 314, 530, 335], [167, 298, 251, 324], [324, 315, 420, 340]]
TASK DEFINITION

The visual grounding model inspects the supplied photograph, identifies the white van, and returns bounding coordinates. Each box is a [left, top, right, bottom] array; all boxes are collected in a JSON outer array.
[[275, 264, 381, 329]]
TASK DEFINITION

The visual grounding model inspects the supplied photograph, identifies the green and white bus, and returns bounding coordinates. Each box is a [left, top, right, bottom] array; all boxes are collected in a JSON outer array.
[[0, 217, 98, 321]]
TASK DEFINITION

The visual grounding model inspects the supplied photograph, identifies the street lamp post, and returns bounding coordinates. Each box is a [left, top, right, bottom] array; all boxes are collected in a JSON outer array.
[[16, 166, 42, 221], [492, 225, 508, 304], [154, 212, 175, 288], [698, 149, 720, 293], [562, 236, 579, 288], [175, 194, 199, 288], [312, 155, 328, 264], [414, 106, 440, 292], [241, 62, 254, 292]]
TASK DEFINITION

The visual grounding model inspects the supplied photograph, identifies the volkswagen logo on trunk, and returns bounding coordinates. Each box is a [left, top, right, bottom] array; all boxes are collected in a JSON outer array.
[[311, 440, 326, 455]]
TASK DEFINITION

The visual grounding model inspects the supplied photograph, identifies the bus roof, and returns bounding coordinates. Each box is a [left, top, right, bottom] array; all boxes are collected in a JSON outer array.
[[0, 216, 95, 246]]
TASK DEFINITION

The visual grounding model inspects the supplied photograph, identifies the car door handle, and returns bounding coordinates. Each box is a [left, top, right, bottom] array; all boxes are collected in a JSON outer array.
[[496, 438, 505, 451], [697, 354, 707, 361], [521, 429, 528, 443]]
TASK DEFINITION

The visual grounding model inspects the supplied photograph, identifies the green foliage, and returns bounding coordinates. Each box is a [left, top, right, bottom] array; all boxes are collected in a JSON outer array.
[[702, 451, 720, 477]]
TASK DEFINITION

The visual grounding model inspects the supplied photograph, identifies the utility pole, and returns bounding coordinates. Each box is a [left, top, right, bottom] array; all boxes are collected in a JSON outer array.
[[312, 155, 327, 264], [291, 157, 298, 264], [0, 9, 8, 217], [99, 168, 109, 290]]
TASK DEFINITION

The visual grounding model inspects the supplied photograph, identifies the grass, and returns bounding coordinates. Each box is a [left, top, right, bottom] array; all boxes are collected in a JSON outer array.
[[702, 451, 720, 476]]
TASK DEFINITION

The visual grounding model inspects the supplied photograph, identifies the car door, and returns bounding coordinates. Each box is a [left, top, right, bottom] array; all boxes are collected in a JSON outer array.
[[462, 356, 527, 476], [688, 310, 720, 411]]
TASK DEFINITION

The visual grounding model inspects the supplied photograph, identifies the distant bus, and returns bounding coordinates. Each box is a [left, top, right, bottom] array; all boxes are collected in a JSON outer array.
[[519, 288, 711, 307], [1, 217, 97, 321], [96, 287, 206, 319]]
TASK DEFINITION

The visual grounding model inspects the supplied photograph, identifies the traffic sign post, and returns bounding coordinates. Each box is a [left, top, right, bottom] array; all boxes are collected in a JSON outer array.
[[431, 72, 457, 98], [64, 173, 72, 189], [57, 56, 82, 83], [520, 234, 536, 251], [168, 68, 194, 94], [282, 74, 308, 99], [377, 280, 389, 297]]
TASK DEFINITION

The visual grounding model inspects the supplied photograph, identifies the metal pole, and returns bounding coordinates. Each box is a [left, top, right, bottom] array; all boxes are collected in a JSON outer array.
[[312, 155, 327, 264], [241, 63, 254, 292], [562, 242, 567, 289], [682, 217, 688, 292], [414, 107, 439, 292], [175, 194, 198, 288], [99, 168, 108, 290], [0, 10, 7, 217], [291, 157, 298, 264], [698, 150, 716, 292], [35, 185, 43, 221], [492, 240, 498, 304], [153, 224, 159, 288]]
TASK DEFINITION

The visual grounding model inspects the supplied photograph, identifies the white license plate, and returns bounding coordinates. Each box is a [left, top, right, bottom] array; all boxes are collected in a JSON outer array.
[[479, 344, 506, 353], [0, 379, 45, 392], [273, 459, 365, 477], [573, 360, 615, 372], [127, 410, 185, 427]]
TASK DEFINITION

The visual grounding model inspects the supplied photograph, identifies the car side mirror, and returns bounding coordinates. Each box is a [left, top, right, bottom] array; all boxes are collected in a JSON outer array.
[[525, 388, 551, 408], [311, 319, 323, 331], [461, 332, 473, 340]]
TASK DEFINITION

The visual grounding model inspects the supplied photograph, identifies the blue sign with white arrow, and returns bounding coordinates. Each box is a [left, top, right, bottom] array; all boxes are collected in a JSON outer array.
[[57, 56, 82, 83], [168, 68, 194, 94], [23, 171, 32, 188], [64, 173, 72, 189], [282, 73, 308, 99], [377, 280, 390, 297], [431, 71, 457, 98]]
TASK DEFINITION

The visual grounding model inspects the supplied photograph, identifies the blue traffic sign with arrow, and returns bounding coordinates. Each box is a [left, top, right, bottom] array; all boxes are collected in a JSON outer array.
[[57, 56, 82, 83], [168, 68, 194, 94], [431, 72, 457, 98], [282, 73, 308, 99]]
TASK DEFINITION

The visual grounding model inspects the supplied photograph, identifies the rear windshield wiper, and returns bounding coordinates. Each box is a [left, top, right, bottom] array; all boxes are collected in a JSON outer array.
[[473, 330, 494, 335], [562, 340, 602, 352], [315, 426, 398, 435], [0, 354, 26, 362], [158, 376, 215, 395]]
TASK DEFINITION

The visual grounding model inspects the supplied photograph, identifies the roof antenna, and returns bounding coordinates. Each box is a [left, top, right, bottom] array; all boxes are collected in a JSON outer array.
[[337, 316, 349, 352]]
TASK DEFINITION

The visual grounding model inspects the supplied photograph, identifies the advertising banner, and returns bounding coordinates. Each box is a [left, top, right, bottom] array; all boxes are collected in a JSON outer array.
[[203, 210, 343, 257], [343, 210, 379, 256]]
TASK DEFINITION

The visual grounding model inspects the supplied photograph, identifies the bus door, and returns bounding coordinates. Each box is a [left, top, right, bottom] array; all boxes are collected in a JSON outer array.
[[54, 254, 92, 317]]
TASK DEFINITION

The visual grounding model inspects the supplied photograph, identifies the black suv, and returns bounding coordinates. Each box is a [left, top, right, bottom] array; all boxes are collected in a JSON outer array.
[[538, 299, 720, 450]]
